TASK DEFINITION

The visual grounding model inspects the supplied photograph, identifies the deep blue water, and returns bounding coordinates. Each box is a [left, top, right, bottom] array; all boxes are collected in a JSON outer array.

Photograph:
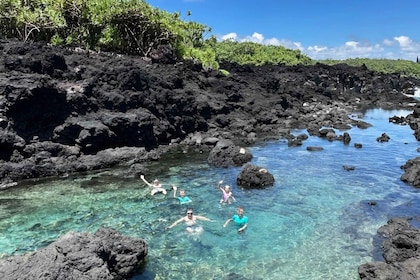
[[0, 109, 419, 280]]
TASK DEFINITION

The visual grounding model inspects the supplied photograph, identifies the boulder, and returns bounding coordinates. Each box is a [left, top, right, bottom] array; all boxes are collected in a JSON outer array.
[[343, 165, 355, 171], [236, 164, 274, 189], [0, 227, 148, 280], [358, 218, 420, 280], [307, 146, 324, 151], [400, 157, 420, 187], [342, 132, 351, 144], [319, 128, 337, 141], [376, 133, 391, 143], [207, 139, 253, 167]]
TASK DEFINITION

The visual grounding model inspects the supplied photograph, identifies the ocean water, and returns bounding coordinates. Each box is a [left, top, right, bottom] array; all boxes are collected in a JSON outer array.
[[1, 109, 420, 280]]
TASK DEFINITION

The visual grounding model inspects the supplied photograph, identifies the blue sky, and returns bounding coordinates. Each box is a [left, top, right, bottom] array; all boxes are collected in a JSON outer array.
[[146, 0, 420, 61]]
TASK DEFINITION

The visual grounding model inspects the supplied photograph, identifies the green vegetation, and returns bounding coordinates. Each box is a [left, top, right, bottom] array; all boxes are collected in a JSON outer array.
[[319, 58, 420, 77], [0, 0, 419, 76], [0, 0, 210, 59], [0, 0, 311, 68], [214, 40, 312, 66]]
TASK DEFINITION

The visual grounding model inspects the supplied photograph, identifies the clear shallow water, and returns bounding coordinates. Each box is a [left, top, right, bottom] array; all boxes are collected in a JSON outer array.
[[1, 109, 420, 280]]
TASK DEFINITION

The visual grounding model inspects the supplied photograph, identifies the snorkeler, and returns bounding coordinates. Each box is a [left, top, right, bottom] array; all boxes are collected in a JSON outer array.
[[168, 208, 212, 233], [223, 206, 248, 233], [140, 175, 167, 196], [218, 180, 235, 204], [172, 184, 192, 204]]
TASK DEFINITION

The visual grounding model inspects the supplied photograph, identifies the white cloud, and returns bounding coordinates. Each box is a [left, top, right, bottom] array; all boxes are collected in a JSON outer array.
[[221, 32, 301, 50], [383, 39, 394, 46], [221, 32, 237, 41], [307, 45, 328, 53], [218, 32, 420, 61], [394, 36, 411, 47], [246, 32, 264, 43], [345, 41, 359, 48], [393, 35, 420, 57], [305, 42, 384, 60], [293, 42, 304, 51]]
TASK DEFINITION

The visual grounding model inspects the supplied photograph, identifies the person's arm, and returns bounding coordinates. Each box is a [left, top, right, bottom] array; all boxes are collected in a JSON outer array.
[[196, 215, 212, 222], [218, 180, 223, 191], [140, 175, 152, 187], [168, 217, 184, 229], [172, 184, 177, 198], [238, 223, 247, 232], [223, 218, 232, 227]]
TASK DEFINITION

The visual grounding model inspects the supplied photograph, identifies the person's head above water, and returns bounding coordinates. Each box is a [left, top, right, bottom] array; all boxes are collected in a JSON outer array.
[[236, 206, 245, 217], [186, 208, 194, 218]]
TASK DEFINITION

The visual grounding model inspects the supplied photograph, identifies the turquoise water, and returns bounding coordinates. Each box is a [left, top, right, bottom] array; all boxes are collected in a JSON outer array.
[[1, 109, 420, 280]]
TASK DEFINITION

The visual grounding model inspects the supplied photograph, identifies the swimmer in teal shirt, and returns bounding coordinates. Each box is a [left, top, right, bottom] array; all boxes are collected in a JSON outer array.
[[172, 185, 192, 204], [223, 206, 248, 233]]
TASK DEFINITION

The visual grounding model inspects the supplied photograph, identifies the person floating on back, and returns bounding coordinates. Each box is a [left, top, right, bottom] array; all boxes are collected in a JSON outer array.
[[218, 180, 235, 204], [172, 184, 192, 204], [224, 206, 248, 233], [140, 174, 167, 196], [167, 208, 212, 234]]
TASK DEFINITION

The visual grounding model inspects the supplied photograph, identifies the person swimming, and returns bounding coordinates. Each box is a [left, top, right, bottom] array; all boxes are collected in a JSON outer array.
[[172, 184, 192, 204], [167, 208, 212, 233], [223, 206, 248, 233], [218, 180, 235, 204], [140, 175, 167, 196]]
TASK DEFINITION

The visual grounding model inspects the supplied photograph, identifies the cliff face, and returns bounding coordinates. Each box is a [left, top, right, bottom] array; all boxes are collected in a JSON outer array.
[[0, 39, 418, 187]]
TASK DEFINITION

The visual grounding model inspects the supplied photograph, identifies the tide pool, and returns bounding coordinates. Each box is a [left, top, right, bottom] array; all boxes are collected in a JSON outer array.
[[0, 109, 419, 280]]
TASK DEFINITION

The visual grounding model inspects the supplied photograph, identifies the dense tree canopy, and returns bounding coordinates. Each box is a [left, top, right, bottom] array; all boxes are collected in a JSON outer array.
[[0, 0, 209, 58]]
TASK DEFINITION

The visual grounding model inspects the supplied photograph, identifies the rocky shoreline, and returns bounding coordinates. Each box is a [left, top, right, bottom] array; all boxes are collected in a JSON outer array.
[[0, 227, 148, 279], [1, 39, 420, 279]]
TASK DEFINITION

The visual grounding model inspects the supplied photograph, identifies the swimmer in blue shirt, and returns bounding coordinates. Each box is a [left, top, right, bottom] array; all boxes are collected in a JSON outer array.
[[223, 206, 248, 233], [172, 185, 192, 204]]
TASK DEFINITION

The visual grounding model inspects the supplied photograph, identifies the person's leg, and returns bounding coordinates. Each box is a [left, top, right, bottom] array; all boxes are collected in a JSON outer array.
[[194, 226, 203, 234]]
